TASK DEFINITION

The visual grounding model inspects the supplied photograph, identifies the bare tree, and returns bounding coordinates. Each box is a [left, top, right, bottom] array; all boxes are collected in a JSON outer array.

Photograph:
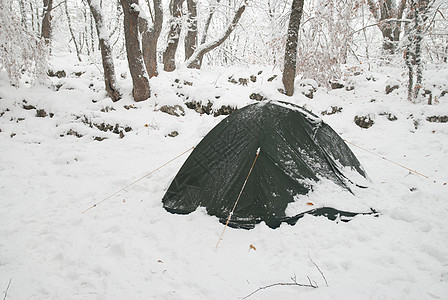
[[41, 0, 53, 45], [282, 0, 304, 96], [186, 4, 246, 69], [367, 0, 407, 55], [184, 0, 198, 61], [139, 0, 163, 78], [163, 0, 185, 72], [87, 0, 121, 102], [65, 0, 82, 61], [121, 0, 151, 101]]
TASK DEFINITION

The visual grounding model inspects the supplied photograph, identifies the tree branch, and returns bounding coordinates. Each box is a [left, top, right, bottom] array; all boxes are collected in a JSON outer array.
[[437, 9, 446, 20], [200, 0, 221, 45], [350, 18, 411, 36], [308, 252, 328, 287], [186, 4, 246, 69], [52, 0, 66, 11]]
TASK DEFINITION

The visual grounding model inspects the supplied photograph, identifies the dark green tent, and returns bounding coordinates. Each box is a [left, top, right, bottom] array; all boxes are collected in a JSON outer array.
[[163, 101, 373, 229]]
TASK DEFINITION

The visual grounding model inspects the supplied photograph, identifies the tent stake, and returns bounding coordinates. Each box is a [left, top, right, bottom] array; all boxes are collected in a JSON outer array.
[[216, 148, 261, 250], [82, 146, 195, 214]]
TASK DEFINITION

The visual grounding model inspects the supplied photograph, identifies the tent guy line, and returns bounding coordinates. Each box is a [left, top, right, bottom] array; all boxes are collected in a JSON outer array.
[[216, 147, 261, 250], [343, 139, 429, 178], [81, 146, 195, 214]]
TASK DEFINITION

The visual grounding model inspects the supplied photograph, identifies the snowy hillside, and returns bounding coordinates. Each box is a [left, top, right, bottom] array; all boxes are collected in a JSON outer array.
[[1, 54, 448, 299]]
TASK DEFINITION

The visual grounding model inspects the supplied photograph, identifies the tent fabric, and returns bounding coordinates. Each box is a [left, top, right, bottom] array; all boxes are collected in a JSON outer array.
[[162, 101, 370, 229]]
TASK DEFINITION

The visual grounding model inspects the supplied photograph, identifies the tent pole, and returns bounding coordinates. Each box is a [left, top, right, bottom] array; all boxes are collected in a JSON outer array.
[[216, 148, 261, 250]]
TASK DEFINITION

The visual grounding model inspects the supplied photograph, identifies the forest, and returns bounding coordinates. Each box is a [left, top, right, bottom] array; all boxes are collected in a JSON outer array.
[[1, 0, 447, 101], [0, 0, 448, 299]]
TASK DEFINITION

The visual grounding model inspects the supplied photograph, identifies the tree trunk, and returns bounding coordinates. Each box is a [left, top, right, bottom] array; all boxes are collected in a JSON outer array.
[[19, 0, 27, 29], [184, 0, 198, 61], [405, 47, 414, 101], [90, 10, 95, 53], [139, 0, 163, 78], [163, 0, 185, 72], [30, 2, 36, 31], [367, 0, 407, 56], [381, 27, 395, 53], [414, 3, 423, 100], [405, 0, 432, 101], [87, 0, 121, 102], [121, 0, 151, 101], [186, 4, 245, 69], [393, 0, 407, 42], [41, 0, 53, 45], [282, 0, 304, 96], [379, 0, 394, 53]]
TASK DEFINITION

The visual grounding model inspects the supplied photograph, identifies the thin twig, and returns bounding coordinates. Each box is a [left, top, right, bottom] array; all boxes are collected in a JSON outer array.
[[243, 277, 317, 299], [308, 252, 328, 287], [52, 0, 66, 11], [307, 275, 313, 286], [3, 279, 12, 300]]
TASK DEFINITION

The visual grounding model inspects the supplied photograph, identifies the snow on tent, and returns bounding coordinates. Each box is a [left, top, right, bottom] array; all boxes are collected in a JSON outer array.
[[162, 101, 375, 229]]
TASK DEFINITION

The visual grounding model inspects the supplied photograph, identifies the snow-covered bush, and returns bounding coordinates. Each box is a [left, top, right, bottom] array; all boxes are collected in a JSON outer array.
[[0, 0, 47, 86], [296, 0, 362, 87]]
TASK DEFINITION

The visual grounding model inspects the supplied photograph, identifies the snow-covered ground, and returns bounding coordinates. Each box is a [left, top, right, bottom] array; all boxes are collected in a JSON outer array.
[[1, 54, 448, 299]]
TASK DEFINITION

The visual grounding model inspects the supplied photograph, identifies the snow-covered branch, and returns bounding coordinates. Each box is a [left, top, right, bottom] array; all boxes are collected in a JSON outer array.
[[185, 4, 246, 69]]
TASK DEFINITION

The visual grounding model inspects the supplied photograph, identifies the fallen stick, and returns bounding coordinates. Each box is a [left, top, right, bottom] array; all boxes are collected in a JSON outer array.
[[243, 274, 317, 299]]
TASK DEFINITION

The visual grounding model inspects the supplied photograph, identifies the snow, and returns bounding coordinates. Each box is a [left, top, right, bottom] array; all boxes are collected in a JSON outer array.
[[272, 100, 322, 123], [1, 54, 448, 299]]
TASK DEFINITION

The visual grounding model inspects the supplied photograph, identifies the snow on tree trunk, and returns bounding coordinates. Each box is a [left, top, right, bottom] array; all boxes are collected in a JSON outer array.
[[121, 0, 151, 102], [87, 0, 121, 102], [139, 0, 163, 78], [404, 0, 433, 102], [282, 0, 304, 97], [163, 0, 185, 72]]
